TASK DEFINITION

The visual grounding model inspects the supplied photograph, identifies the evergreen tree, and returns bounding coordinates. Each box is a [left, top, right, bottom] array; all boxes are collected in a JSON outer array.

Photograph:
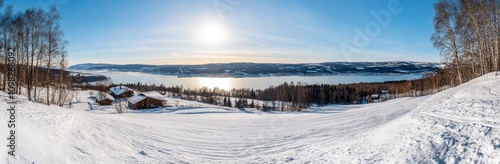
[[223, 97, 227, 106], [227, 97, 232, 107]]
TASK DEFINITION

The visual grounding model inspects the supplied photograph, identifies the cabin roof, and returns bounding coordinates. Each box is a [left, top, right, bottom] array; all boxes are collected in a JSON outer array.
[[110, 85, 133, 95], [95, 93, 114, 101], [140, 91, 167, 101], [128, 95, 147, 104]]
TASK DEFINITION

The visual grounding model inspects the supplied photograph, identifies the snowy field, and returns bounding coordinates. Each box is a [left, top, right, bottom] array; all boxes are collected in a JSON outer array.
[[0, 73, 499, 163]]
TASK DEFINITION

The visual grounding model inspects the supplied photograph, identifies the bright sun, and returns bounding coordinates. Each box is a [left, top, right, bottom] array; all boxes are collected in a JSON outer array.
[[198, 22, 227, 45]]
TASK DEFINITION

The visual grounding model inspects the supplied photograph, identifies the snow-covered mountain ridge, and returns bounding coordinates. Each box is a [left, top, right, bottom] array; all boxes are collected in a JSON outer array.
[[69, 61, 440, 78]]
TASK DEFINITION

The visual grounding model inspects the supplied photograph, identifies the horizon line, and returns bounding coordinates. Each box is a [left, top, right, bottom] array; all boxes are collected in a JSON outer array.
[[70, 60, 442, 67]]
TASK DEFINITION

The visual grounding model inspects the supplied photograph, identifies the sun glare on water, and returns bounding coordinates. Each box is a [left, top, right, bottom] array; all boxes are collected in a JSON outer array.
[[198, 78, 232, 91]]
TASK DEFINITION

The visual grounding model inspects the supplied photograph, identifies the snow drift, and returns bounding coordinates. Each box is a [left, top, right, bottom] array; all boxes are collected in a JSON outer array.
[[0, 73, 499, 163]]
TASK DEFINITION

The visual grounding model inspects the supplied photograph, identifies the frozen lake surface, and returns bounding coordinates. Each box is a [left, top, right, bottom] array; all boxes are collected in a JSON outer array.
[[78, 70, 423, 90]]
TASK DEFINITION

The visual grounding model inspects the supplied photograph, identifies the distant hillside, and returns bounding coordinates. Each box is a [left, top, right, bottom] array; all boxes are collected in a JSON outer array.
[[69, 62, 440, 78]]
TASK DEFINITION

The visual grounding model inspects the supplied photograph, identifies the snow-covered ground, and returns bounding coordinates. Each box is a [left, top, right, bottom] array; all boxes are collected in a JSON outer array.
[[0, 73, 499, 163]]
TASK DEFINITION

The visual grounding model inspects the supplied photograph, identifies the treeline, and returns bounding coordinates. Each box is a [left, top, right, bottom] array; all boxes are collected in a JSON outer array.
[[0, 3, 71, 106], [123, 82, 182, 94], [432, 0, 500, 85]]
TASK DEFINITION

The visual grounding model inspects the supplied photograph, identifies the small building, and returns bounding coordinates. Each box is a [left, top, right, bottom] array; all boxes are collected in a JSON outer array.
[[90, 92, 115, 105], [381, 90, 391, 101], [110, 85, 134, 98], [128, 91, 167, 109], [371, 94, 380, 103]]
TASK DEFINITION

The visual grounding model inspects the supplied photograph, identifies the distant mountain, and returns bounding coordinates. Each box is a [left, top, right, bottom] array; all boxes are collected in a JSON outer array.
[[68, 62, 440, 78]]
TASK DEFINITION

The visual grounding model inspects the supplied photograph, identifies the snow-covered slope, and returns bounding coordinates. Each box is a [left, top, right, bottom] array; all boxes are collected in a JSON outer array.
[[0, 73, 499, 163], [398, 72, 500, 163]]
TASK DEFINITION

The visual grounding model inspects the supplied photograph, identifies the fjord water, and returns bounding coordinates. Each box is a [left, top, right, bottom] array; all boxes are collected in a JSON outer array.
[[86, 71, 423, 90]]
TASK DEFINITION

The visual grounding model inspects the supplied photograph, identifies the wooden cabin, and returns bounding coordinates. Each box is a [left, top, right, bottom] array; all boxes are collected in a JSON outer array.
[[128, 91, 167, 109]]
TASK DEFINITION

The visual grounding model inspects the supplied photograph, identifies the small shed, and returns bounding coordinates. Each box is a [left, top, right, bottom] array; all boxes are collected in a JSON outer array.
[[128, 91, 167, 109], [381, 90, 391, 101], [90, 93, 115, 105], [371, 94, 380, 103]]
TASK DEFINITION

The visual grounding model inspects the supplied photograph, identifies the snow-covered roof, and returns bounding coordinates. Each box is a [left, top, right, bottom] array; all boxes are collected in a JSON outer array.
[[139, 91, 167, 101], [109, 86, 133, 95], [95, 93, 115, 101], [128, 95, 146, 104]]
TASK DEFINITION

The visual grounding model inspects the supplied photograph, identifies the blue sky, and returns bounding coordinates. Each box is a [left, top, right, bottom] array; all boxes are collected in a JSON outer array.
[[6, 0, 439, 65]]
